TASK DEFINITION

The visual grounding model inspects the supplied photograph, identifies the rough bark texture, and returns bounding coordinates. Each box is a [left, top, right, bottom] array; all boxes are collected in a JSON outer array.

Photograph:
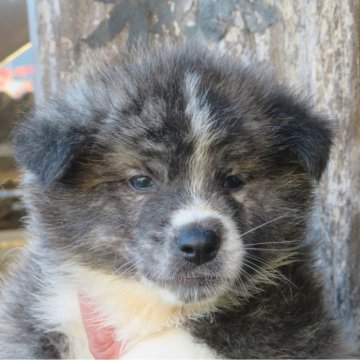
[[33, 0, 360, 346]]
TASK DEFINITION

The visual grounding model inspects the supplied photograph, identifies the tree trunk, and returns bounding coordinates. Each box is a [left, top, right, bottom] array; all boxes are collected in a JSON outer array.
[[32, 0, 360, 345]]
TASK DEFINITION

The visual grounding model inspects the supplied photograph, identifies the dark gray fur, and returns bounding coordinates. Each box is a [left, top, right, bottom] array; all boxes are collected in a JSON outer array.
[[0, 43, 356, 358]]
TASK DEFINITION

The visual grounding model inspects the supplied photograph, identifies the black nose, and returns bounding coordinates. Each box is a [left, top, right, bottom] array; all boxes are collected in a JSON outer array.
[[176, 229, 220, 265]]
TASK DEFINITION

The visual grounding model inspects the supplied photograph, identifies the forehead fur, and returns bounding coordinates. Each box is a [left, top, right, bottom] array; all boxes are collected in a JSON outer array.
[[80, 45, 278, 174], [13, 42, 333, 189]]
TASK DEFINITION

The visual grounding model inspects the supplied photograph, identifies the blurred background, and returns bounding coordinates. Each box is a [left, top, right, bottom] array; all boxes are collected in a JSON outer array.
[[0, 0, 359, 348], [0, 0, 32, 271]]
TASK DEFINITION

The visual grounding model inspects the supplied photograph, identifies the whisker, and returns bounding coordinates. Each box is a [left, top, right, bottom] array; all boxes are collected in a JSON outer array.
[[243, 240, 299, 246], [243, 254, 299, 290], [240, 214, 292, 237], [111, 258, 138, 278]]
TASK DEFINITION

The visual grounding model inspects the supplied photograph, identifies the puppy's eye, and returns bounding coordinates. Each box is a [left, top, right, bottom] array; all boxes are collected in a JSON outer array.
[[223, 175, 245, 190], [129, 175, 154, 190]]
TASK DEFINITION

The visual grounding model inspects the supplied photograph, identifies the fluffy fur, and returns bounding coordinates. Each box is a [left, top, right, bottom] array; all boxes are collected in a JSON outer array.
[[0, 43, 354, 358]]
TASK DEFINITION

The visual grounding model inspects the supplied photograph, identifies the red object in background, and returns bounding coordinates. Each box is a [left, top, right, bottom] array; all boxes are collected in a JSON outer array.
[[0, 67, 12, 78], [0, 67, 12, 87], [0, 64, 34, 98], [13, 65, 34, 77]]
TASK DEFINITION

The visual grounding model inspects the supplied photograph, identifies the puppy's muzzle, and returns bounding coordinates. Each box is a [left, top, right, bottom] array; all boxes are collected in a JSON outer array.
[[176, 228, 220, 265]]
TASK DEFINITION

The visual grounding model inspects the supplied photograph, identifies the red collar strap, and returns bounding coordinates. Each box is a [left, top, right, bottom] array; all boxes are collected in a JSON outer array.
[[78, 292, 122, 359]]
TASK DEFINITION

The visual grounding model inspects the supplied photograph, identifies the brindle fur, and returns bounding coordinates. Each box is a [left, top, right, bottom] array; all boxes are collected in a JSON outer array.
[[0, 43, 355, 358]]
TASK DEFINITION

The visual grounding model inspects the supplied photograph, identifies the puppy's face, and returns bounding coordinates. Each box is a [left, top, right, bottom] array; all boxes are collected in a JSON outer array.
[[14, 45, 332, 304]]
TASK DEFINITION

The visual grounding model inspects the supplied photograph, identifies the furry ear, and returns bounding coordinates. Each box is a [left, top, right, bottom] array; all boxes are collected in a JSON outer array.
[[12, 108, 94, 188], [267, 93, 334, 181], [286, 115, 334, 181]]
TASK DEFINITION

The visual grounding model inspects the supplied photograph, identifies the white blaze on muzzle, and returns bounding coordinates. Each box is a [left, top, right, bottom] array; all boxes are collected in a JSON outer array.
[[170, 200, 244, 272]]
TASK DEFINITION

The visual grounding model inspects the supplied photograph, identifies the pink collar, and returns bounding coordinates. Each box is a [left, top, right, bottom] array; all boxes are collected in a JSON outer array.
[[78, 292, 121, 359]]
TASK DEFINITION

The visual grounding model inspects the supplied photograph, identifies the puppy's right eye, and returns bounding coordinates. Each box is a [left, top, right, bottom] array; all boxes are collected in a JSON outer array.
[[128, 175, 154, 190]]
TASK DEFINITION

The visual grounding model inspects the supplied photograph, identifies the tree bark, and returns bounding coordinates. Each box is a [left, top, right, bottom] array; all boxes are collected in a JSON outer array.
[[32, 0, 360, 345]]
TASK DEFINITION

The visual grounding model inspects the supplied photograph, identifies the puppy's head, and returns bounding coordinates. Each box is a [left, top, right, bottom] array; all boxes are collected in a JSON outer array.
[[13, 44, 333, 304]]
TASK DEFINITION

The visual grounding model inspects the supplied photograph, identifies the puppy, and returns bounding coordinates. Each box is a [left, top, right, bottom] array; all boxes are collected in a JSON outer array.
[[0, 43, 353, 358]]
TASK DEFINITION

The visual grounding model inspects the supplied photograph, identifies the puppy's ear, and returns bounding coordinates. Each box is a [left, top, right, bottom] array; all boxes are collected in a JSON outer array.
[[268, 94, 334, 181], [12, 106, 95, 188], [287, 115, 334, 181]]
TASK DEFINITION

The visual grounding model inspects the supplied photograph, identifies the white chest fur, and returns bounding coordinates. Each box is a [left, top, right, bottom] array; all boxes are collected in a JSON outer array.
[[122, 328, 215, 359], [34, 265, 216, 359]]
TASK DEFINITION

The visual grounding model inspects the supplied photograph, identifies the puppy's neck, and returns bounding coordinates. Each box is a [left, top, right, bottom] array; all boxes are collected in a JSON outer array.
[[40, 264, 213, 353], [74, 266, 185, 341]]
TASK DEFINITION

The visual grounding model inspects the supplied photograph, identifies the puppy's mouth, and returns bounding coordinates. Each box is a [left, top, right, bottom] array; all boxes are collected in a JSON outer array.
[[161, 275, 220, 287]]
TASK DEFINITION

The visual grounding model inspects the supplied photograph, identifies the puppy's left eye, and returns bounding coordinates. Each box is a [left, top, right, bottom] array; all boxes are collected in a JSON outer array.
[[223, 175, 245, 190], [129, 175, 154, 190]]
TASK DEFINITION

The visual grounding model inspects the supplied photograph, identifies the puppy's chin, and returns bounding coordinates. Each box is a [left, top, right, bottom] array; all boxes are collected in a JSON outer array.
[[142, 275, 226, 305]]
